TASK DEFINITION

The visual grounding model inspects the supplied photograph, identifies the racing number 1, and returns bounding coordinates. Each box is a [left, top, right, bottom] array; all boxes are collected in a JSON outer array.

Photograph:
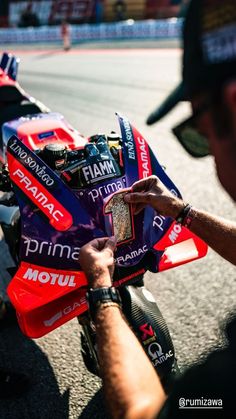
[[104, 191, 134, 244]]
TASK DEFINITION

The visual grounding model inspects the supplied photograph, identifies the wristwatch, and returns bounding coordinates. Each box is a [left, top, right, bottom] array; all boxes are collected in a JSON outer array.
[[86, 287, 122, 321]]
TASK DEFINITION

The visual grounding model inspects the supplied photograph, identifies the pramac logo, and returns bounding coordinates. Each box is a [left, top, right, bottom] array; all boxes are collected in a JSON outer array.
[[7, 153, 73, 231], [134, 134, 152, 179]]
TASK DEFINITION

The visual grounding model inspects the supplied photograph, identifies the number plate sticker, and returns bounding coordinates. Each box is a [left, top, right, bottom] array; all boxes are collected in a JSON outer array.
[[104, 190, 134, 244]]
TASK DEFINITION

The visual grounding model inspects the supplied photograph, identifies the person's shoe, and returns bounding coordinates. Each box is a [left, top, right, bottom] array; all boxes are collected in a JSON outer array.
[[0, 369, 30, 398]]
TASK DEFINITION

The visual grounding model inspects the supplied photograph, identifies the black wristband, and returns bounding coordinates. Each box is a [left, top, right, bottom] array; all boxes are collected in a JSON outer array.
[[175, 203, 192, 225], [86, 287, 122, 321]]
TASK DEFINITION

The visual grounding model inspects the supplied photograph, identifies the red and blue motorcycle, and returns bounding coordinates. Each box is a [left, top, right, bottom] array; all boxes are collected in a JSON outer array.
[[0, 52, 207, 391]]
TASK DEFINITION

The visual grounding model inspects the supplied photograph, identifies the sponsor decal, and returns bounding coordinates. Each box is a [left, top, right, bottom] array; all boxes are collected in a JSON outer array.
[[123, 118, 136, 160], [23, 267, 77, 287], [139, 323, 157, 346], [104, 190, 134, 244], [43, 296, 87, 327], [140, 323, 155, 341], [82, 160, 117, 184], [23, 238, 80, 260], [38, 131, 55, 140], [8, 154, 73, 231], [88, 180, 124, 202], [135, 136, 152, 179], [148, 342, 174, 366], [153, 215, 166, 232], [116, 244, 148, 264], [9, 138, 55, 187], [112, 268, 145, 287], [168, 223, 182, 244]]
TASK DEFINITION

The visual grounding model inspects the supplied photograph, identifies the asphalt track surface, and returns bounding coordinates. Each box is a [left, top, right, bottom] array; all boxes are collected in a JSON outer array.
[[0, 42, 235, 419]]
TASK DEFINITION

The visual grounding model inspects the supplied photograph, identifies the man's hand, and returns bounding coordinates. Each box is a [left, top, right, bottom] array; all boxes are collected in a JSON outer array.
[[79, 237, 117, 288], [124, 175, 184, 218]]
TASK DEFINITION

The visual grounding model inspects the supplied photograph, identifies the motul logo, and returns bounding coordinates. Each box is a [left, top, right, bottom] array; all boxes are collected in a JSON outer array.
[[23, 268, 76, 287], [168, 223, 182, 244]]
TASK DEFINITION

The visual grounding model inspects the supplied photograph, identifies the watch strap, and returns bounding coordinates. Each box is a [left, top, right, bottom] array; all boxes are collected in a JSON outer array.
[[87, 287, 122, 321]]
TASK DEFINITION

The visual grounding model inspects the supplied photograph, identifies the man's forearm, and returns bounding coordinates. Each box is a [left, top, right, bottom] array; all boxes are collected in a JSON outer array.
[[95, 305, 166, 419], [124, 177, 236, 265], [188, 208, 236, 265]]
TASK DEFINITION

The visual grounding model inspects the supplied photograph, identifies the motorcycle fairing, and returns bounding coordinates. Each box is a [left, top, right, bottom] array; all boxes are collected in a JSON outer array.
[[117, 114, 207, 267], [155, 222, 208, 271], [7, 115, 207, 338], [7, 134, 165, 269], [10, 262, 88, 337], [1, 112, 87, 164]]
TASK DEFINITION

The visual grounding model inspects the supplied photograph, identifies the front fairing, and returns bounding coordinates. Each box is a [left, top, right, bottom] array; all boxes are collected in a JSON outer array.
[[13, 113, 178, 272], [6, 114, 207, 337]]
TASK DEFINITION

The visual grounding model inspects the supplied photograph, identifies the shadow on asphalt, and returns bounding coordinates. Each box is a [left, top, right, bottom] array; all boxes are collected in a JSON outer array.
[[0, 235, 69, 418], [33, 49, 64, 59], [79, 388, 109, 419], [0, 323, 70, 419]]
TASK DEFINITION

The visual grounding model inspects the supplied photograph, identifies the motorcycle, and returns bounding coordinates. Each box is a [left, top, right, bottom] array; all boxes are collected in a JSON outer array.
[[0, 52, 208, 392]]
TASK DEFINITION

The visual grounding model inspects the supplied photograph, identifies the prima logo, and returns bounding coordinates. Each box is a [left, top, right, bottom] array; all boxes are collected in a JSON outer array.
[[23, 238, 80, 260], [88, 180, 124, 202]]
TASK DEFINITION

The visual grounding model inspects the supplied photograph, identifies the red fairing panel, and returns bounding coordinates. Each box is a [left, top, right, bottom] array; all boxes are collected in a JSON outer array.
[[7, 262, 88, 338], [154, 221, 208, 271]]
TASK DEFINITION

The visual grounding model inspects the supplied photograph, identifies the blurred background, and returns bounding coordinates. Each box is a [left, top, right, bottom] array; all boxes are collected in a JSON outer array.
[[0, 0, 188, 28], [0, 0, 189, 46]]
